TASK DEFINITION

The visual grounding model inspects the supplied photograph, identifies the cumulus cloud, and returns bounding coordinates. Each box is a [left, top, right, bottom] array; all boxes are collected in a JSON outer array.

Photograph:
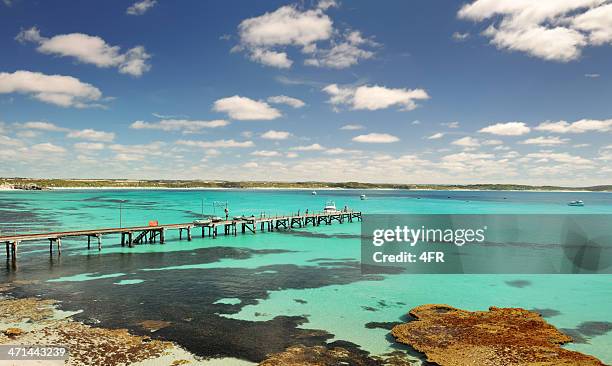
[[16, 27, 151, 76], [251, 150, 281, 157], [526, 151, 593, 165], [520, 136, 570, 146], [0, 70, 103, 108], [213, 95, 281, 120], [261, 130, 291, 140], [452, 31, 470, 41], [352, 133, 399, 143], [323, 84, 429, 111], [234, 3, 376, 68], [127, 0, 157, 15], [267, 95, 305, 108], [176, 139, 254, 148], [427, 132, 444, 139], [452, 136, 480, 147], [31, 142, 66, 153], [458, 0, 612, 62], [131, 119, 229, 133], [74, 142, 105, 151], [14, 121, 68, 131], [535, 119, 612, 133], [290, 143, 325, 151], [67, 129, 115, 142], [340, 124, 364, 130], [478, 121, 531, 135]]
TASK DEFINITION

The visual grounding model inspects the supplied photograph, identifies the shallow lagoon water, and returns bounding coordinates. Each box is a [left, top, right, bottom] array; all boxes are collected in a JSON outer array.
[[1, 189, 611, 364]]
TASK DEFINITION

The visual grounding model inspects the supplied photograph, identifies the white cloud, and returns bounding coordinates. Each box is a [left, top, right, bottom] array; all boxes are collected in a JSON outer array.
[[15, 121, 68, 131], [176, 139, 254, 148], [520, 136, 570, 146], [323, 84, 429, 111], [526, 151, 593, 165], [0, 70, 103, 108], [31, 142, 66, 153], [478, 121, 531, 136], [286, 152, 298, 158], [340, 124, 364, 130], [304, 34, 375, 68], [452, 136, 480, 147], [353, 133, 399, 143], [0, 135, 24, 147], [74, 142, 105, 151], [235, 3, 376, 69], [458, 0, 612, 62], [452, 32, 470, 41], [585, 73, 601, 78], [290, 143, 325, 151], [16, 27, 151, 76], [126, 0, 157, 15], [442, 121, 460, 128], [213, 95, 281, 120], [324, 147, 360, 155], [261, 130, 291, 140], [251, 150, 280, 157], [427, 132, 444, 140], [249, 48, 292, 68], [483, 139, 503, 145], [242, 162, 259, 168], [267, 95, 305, 108], [535, 119, 612, 133], [67, 129, 115, 142], [131, 119, 229, 132]]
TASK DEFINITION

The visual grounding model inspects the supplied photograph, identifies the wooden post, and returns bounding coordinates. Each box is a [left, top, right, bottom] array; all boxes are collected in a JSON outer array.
[[57, 237, 62, 255], [6, 242, 10, 258], [121, 233, 125, 246], [187, 227, 192, 241], [160, 229, 165, 244], [179, 228, 182, 240], [88, 235, 91, 249], [49, 239, 53, 255], [97, 235, 102, 251], [202, 227, 205, 237], [11, 241, 17, 261], [128, 232, 133, 247]]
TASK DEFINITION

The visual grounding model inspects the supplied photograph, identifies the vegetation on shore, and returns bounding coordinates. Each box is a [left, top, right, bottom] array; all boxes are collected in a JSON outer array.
[[1, 178, 610, 191]]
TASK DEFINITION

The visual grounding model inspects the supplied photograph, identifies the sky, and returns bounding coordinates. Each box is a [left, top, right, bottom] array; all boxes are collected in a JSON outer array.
[[1, 0, 612, 185]]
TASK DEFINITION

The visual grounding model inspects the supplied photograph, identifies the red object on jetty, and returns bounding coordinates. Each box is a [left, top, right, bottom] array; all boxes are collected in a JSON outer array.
[[148, 220, 159, 227]]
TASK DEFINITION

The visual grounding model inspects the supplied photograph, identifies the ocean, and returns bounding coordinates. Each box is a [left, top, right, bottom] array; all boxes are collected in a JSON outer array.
[[1, 189, 611, 364]]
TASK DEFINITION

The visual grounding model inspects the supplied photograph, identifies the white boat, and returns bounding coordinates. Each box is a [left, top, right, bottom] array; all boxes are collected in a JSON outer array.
[[193, 219, 211, 225], [568, 200, 584, 207], [360, 194, 367, 200], [323, 200, 339, 213], [311, 191, 317, 195]]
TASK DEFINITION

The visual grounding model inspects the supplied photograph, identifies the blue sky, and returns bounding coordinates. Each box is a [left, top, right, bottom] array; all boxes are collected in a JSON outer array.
[[1, 0, 611, 185]]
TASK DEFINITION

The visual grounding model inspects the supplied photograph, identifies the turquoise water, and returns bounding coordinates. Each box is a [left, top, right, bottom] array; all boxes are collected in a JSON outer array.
[[1, 189, 612, 363]]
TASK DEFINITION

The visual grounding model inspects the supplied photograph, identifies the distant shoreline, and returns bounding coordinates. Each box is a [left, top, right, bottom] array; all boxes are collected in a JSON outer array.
[[1, 179, 611, 192]]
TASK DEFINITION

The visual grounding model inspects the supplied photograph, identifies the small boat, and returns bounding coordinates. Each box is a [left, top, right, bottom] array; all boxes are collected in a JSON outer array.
[[360, 194, 367, 200], [194, 219, 211, 225], [568, 200, 585, 207], [211, 216, 223, 222], [311, 191, 317, 195], [323, 200, 339, 213]]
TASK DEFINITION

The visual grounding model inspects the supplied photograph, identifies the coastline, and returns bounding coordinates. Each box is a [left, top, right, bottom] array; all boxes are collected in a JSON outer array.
[[0, 186, 607, 193]]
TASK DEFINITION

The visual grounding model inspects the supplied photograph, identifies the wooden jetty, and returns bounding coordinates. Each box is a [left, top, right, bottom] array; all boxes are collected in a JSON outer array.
[[0, 211, 362, 261]]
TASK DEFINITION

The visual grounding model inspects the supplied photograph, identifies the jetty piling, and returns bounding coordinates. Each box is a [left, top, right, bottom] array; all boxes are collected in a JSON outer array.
[[1, 211, 361, 262]]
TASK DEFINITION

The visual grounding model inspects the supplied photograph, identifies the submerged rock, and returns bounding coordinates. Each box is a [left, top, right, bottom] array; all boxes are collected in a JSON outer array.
[[258, 344, 417, 366], [391, 304, 605, 366]]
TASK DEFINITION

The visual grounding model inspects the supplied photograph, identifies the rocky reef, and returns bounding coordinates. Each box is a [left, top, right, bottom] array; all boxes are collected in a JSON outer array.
[[391, 304, 606, 366], [0, 284, 202, 365], [258, 344, 417, 366]]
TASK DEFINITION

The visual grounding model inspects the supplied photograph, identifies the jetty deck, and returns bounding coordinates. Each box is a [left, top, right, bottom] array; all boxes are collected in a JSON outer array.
[[0, 211, 362, 261]]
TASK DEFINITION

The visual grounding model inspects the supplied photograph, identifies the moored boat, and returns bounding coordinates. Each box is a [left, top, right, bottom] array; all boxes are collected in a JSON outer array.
[[568, 200, 585, 207]]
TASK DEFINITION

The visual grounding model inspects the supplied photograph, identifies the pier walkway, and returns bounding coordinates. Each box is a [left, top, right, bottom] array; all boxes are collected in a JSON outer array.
[[0, 211, 362, 261]]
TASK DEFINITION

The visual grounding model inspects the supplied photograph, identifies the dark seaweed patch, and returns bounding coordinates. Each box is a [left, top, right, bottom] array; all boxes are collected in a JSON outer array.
[[504, 280, 531, 288], [365, 321, 402, 330], [530, 308, 561, 318], [294, 299, 307, 304]]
